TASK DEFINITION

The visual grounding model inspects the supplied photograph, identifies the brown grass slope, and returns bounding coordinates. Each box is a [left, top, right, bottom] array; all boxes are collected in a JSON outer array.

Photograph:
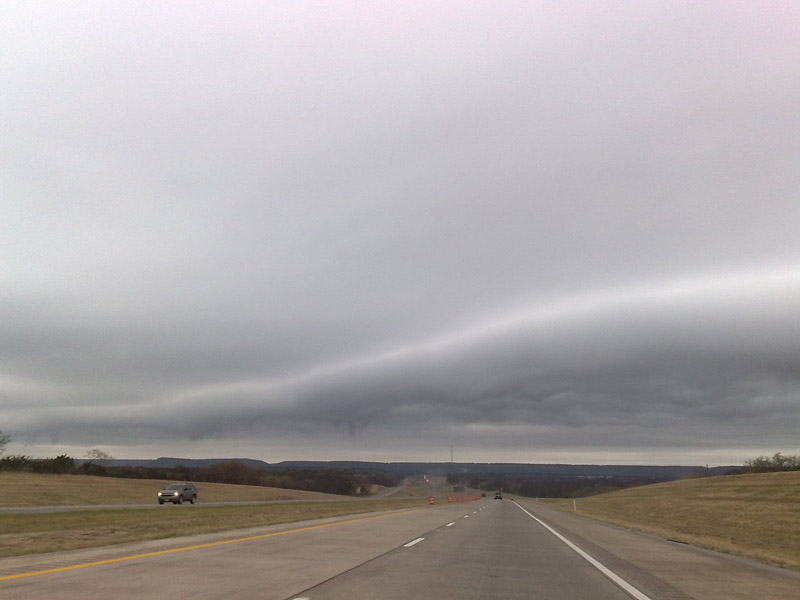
[[0, 472, 349, 506], [544, 471, 800, 571]]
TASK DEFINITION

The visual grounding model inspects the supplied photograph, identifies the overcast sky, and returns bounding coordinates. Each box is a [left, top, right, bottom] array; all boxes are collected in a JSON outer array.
[[2, 2, 799, 466]]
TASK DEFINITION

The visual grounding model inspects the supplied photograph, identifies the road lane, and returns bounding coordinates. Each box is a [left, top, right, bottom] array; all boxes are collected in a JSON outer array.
[[291, 500, 636, 600], [0, 503, 480, 600]]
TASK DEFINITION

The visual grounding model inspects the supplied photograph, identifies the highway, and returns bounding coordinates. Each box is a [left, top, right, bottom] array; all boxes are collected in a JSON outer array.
[[2, 498, 798, 599]]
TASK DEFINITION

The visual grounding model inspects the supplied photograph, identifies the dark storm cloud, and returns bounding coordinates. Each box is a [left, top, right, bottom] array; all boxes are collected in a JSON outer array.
[[2, 2, 799, 463], [8, 269, 798, 462]]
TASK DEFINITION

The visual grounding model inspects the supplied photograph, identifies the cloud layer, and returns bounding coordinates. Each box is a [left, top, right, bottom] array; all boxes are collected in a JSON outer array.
[[2, 2, 799, 464]]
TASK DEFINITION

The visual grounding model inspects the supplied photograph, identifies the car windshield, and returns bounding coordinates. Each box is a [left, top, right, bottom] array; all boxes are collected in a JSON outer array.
[[165, 484, 183, 490]]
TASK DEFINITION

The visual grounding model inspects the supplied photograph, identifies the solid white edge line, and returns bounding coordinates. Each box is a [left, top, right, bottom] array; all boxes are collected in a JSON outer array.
[[513, 502, 653, 600], [403, 537, 425, 548]]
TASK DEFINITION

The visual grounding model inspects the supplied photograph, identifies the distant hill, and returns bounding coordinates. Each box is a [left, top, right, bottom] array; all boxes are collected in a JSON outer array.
[[103, 457, 273, 470], [101, 458, 735, 481]]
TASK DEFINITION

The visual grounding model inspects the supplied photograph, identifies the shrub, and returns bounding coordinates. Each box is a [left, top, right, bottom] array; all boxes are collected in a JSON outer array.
[[743, 452, 800, 473]]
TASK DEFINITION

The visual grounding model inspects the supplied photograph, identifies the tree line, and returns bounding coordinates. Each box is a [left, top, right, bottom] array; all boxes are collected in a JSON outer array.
[[449, 453, 799, 498], [446, 471, 667, 498], [741, 452, 800, 473]]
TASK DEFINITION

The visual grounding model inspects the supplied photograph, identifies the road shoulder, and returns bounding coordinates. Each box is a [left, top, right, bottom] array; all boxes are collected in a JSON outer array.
[[514, 498, 800, 600]]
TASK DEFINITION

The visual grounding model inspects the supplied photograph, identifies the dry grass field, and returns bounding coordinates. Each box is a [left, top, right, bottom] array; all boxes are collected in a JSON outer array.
[[0, 472, 348, 506], [544, 471, 800, 571]]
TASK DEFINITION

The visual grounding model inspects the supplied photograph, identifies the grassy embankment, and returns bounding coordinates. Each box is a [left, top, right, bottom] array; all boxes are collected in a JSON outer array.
[[0, 472, 350, 505], [543, 471, 800, 571], [0, 473, 428, 557]]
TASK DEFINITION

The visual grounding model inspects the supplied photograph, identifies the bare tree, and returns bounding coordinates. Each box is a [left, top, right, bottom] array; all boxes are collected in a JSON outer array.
[[84, 448, 114, 466], [0, 430, 10, 456]]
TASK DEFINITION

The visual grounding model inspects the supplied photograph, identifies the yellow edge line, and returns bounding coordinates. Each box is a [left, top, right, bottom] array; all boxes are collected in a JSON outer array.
[[0, 508, 424, 582]]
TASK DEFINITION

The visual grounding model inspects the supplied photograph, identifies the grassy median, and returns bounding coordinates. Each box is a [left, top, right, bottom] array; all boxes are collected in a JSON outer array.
[[0, 498, 429, 557], [0, 472, 349, 505], [543, 471, 800, 571]]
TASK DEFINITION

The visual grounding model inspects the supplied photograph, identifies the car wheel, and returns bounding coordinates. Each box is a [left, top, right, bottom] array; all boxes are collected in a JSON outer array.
[[177, 496, 183, 504], [190, 495, 196, 504], [158, 499, 164, 505]]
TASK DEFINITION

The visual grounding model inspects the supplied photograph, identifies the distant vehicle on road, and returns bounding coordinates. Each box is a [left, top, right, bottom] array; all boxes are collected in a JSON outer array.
[[157, 482, 197, 504], [494, 491, 503, 500]]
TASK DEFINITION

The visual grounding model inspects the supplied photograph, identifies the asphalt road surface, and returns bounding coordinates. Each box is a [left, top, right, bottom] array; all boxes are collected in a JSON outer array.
[[2, 498, 798, 599]]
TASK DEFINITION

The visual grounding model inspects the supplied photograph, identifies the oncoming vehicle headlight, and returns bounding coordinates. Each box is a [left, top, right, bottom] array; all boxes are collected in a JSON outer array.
[[173, 492, 180, 496]]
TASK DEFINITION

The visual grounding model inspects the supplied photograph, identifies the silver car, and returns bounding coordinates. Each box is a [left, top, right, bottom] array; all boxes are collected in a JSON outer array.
[[157, 482, 197, 504]]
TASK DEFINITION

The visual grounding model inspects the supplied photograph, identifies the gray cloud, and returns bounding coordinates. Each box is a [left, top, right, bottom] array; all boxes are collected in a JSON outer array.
[[2, 2, 799, 464]]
